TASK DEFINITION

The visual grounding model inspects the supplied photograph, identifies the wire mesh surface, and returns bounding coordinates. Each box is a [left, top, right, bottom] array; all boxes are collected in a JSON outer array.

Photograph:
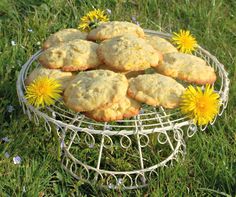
[[16, 30, 230, 189]]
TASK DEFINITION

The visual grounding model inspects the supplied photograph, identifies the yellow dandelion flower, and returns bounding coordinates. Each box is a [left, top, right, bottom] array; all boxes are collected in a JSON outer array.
[[172, 29, 197, 53], [180, 85, 220, 126], [78, 9, 109, 32], [25, 76, 62, 108]]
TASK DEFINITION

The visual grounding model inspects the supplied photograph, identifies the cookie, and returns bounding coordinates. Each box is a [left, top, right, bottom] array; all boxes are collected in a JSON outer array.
[[98, 35, 161, 72], [25, 66, 74, 90], [42, 28, 87, 50], [96, 64, 145, 78], [87, 21, 145, 41], [128, 73, 185, 108], [64, 70, 129, 112], [39, 39, 101, 71], [145, 34, 178, 54], [155, 52, 217, 84], [84, 96, 140, 122]]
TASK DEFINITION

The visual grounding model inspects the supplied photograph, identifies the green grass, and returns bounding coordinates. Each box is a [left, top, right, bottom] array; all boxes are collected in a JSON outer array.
[[0, 0, 236, 196]]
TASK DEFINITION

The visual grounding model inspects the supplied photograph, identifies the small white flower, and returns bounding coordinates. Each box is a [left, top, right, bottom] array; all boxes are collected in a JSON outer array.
[[27, 29, 33, 32], [60, 140, 65, 148], [106, 9, 112, 14], [13, 156, 22, 164], [5, 152, 10, 158], [89, 144, 94, 148], [131, 16, 140, 26], [131, 16, 136, 21], [140, 108, 144, 114], [1, 137, 10, 142], [36, 41, 41, 45], [11, 41, 16, 46], [117, 178, 123, 185], [7, 105, 14, 113], [189, 124, 197, 132], [88, 125, 94, 130], [22, 186, 26, 193], [108, 183, 114, 189], [105, 125, 112, 130]]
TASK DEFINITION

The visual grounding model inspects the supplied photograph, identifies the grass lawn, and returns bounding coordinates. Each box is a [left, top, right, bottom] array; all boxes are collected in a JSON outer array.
[[0, 0, 236, 196]]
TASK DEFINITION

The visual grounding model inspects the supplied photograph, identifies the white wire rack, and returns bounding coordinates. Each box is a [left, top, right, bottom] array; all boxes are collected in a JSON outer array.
[[16, 30, 230, 189]]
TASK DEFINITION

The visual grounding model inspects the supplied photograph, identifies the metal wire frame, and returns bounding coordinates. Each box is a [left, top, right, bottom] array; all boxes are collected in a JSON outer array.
[[60, 127, 186, 190], [16, 30, 230, 189]]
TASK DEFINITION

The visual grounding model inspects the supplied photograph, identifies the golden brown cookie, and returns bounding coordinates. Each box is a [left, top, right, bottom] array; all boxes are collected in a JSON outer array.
[[145, 34, 178, 54], [155, 52, 217, 84], [87, 21, 145, 41], [39, 39, 101, 71], [64, 70, 129, 112], [84, 96, 140, 122], [128, 73, 185, 108], [25, 66, 74, 90], [42, 28, 87, 50], [97, 35, 161, 72]]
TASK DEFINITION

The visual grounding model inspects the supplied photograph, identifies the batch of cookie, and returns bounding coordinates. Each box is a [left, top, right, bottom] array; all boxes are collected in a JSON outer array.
[[26, 21, 217, 122]]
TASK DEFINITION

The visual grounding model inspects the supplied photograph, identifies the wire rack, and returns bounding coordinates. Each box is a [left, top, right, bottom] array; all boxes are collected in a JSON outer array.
[[16, 30, 230, 189]]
